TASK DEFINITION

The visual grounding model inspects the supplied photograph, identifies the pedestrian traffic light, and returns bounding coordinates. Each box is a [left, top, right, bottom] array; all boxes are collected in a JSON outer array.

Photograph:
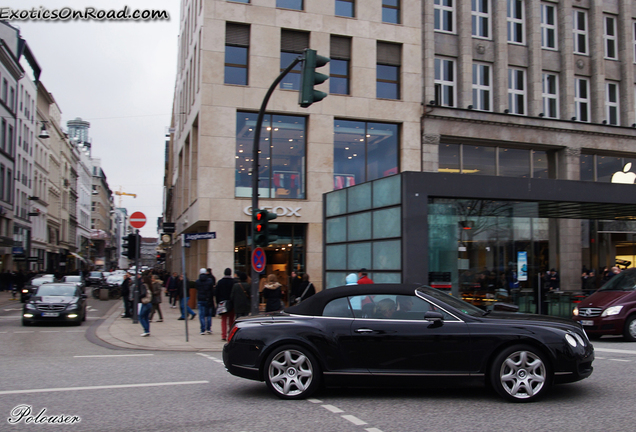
[[252, 209, 278, 247], [298, 48, 330, 108]]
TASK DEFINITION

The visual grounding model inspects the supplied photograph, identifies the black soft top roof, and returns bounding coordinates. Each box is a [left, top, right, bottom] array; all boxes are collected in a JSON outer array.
[[284, 283, 424, 316]]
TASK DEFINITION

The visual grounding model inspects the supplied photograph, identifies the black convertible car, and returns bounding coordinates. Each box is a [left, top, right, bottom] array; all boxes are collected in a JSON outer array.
[[22, 283, 87, 326], [223, 284, 594, 402]]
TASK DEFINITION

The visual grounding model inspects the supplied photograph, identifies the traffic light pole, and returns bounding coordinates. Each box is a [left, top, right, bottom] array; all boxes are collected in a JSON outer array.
[[250, 56, 302, 316], [132, 230, 141, 324]]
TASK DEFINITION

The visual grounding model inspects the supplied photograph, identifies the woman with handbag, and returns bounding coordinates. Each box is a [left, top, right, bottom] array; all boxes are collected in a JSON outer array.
[[138, 274, 153, 337]]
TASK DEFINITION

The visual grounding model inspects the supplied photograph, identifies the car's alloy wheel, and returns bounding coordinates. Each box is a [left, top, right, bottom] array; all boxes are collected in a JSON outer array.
[[490, 345, 550, 402], [264, 345, 320, 400], [623, 315, 636, 342]]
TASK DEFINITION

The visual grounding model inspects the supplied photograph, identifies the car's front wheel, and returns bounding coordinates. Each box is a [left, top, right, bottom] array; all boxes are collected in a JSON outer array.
[[264, 345, 320, 400], [623, 315, 636, 342], [490, 344, 551, 402]]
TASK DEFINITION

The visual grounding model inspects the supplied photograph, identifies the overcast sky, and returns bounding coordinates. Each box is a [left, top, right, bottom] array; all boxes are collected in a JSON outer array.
[[5, 0, 180, 237]]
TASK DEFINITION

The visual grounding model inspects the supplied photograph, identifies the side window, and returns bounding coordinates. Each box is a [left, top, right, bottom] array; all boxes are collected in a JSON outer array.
[[323, 297, 354, 318], [350, 293, 459, 321]]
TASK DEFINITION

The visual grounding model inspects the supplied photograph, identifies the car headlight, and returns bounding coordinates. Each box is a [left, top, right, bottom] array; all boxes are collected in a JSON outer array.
[[572, 332, 586, 347], [565, 334, 578, 347], [66, 303, 78, 311], [22, 289, 29, 293], [572, 307, 579, 316], [25, 303, 35, 310], [601, 305, 623, 317]]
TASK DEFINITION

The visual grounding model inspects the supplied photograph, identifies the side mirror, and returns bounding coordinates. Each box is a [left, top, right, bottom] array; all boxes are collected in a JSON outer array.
[[424, 311, 444, 322]]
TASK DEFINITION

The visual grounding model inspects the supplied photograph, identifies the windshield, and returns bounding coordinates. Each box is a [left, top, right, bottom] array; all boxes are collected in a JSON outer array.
[[89, 272, 102, 278], [36, 285, 77, 297], [417, 287, 486, 317], [32, 277, 54, 286], [598, 271, 636, 292], [107, 276, 124, 284], [64, 276, 81, 282]]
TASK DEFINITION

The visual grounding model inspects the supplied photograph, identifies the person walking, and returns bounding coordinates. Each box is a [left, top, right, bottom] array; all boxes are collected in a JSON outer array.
[[263, 273, 283, 312], [215, 268, 236, 341], [176, 273, 196, 320], [296, 273, 315, 303], [358, 268, 374, 284], [120, 273, 132, 318], [230, 271, 251, 320], [149, 274, 164, 322], [195, 268, 214, 335], [166, 272, 179, 308], [138, 274, 153, 337]]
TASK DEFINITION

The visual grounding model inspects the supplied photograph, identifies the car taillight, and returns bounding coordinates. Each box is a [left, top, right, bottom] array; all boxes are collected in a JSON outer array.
[[227, 326, 239, 342]]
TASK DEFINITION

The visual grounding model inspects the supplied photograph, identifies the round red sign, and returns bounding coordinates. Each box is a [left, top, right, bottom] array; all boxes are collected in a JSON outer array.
[[129, 211, 147, 229]]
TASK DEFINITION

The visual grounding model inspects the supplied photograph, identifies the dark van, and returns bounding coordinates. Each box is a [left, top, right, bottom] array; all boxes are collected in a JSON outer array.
[[573, 268, 636, 341]]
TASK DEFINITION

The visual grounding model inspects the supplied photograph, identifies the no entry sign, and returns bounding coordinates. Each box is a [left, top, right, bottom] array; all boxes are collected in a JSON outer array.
[[130, 211, 147, 229]]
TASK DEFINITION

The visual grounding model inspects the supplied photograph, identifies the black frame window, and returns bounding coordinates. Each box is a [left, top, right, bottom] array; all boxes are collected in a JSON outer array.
[[280, 30, 309, 91], [382, 0, 400, 24], [330, 35, 351, 95], [225, 23, 250, 85], [335, 0, 354, 18], [376, 42, 401, 100]]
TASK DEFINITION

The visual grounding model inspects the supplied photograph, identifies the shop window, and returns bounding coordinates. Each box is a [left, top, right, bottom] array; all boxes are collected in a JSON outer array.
[[235, 112, 306, 199], [463, 145, 495, 176], [333, 119, 399, 190]]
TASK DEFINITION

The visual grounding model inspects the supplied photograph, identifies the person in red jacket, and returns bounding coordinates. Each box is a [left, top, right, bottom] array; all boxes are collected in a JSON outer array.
[[358, 268, 374, 284]]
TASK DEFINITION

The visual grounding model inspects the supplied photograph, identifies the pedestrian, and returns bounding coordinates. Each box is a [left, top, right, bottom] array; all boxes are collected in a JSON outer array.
[[584, 269, 597, 295], [345, 273, 358, 285], [263, 273, 283, 312], [195, 268, 214, 335], [294, 273, 315, 304], [358, 268, 374, 284], [290, 271, 303, 304], [215, 268, 236, 341], [230, 271, 251, 319], [206, 268, 217, 318], [177, 273, 196, 320], [138, 274, 153, 337], [120, 273, 132, 318], [546, 268, 560, 291], [149, 274, 164, 322], [167, 272, 179, 308]]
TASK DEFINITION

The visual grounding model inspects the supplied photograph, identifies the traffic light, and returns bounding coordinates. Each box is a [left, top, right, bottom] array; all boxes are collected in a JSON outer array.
[[298, 48, 330, 108], [252, 209, 278, 247], [122, 236, 129, 258], [125, 233, 138, 259]]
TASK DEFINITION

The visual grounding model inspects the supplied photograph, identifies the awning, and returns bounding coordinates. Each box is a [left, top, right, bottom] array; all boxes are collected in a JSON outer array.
[[70, 252, 87, 263]]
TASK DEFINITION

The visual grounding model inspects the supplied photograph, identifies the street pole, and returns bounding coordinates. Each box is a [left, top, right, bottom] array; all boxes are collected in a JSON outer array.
[[132, 230, 141, 324], [181, 234, 189, 342], [250, 56, 302, 316]]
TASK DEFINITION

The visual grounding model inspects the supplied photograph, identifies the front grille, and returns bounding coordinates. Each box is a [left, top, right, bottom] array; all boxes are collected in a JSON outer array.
[[36, 304, 66, 312], [578, 307, 602, 317]]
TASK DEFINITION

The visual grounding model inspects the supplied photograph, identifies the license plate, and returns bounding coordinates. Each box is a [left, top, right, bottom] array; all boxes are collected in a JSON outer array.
[[41, 312, 59, 317], [580, 320, 594, 326]]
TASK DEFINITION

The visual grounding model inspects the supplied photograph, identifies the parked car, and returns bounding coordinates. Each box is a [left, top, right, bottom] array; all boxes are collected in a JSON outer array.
[[21, 274, 55, 302], [22, 282, 87, 326], [61, 275, 85, 292], [573, 268, 636, 341], [86, 271, 105, 287], [223, 284, 594, 402]]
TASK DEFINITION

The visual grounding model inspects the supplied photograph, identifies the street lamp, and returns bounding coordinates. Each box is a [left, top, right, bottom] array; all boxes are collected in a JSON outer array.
[[38, 121, 50, 139]]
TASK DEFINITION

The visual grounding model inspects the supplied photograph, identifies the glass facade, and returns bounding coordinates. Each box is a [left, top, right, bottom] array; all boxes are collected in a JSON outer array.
[[235, 112, 306, 199], [580, 154, 636, 183]]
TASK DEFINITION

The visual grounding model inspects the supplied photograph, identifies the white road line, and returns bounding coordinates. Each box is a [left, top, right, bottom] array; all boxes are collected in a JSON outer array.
[[366, 428, 385, 432], [14, 331, 34, 333], [74, 354, 154, 358], [595, 357, 606, 360], [609, 358, 631, 362], [307, 399, 323, 404], [0, 380, 209, 396], [595, 347, 636, 355], [0, 331, 7, 333], [40, 331, 60, 333], [322, 405, 344, 413], [66, 330, 84, 333], [342, 415, 367, 426]]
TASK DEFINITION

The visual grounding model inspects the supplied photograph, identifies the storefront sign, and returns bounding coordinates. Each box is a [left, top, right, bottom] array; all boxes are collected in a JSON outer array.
[[243, 206, 301, 217], [517, 251, 528, 281]]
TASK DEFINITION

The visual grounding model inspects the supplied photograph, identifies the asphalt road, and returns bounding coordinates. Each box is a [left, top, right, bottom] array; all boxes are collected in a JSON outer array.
[[1, 297, 636, 432]]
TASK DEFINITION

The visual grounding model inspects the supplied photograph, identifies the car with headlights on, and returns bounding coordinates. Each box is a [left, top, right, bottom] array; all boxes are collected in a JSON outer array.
[[22, 283, 87, 326], [223, 284, 594, 402], [21, 274, 56, 302], [573, 268, 636, 341]]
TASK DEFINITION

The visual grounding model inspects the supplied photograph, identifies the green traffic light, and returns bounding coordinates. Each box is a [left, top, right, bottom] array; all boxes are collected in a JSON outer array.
[[299, 49, 330, 108]]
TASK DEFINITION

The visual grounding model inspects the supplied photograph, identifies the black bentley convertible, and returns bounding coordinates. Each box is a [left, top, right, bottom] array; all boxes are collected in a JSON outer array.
[[223, 284, 594, 402]]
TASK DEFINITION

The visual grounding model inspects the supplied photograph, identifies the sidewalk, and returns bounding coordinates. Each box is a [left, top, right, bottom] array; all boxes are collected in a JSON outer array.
[[96, 298, 228, 352]]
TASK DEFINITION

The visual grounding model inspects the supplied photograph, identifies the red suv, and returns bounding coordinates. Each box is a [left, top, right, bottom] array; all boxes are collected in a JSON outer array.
[[573, 269, 636, 341]]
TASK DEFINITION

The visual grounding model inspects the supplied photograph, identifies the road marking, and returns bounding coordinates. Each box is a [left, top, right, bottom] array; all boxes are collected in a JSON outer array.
[[322, 405, 344, 413], [595, 347, 636, 355], [366, 429, 385, 432], [0, 380, 209, 396], [0, 331, 7, 333], [342, 415, 367, 426], [66, 330, 85, 333], [307, 399, 322, 404], [74, 354, 154, 358], [609, 358, 631, 362], [14, 331, 34, 333], [40, 331, 60, 333]]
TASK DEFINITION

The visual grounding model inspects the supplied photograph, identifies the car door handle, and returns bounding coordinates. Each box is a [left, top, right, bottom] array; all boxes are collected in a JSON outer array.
[[354, 328, 375, 333]]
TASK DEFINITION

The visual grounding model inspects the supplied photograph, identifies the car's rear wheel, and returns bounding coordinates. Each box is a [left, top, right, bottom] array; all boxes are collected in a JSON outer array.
[[490, 344, 551, 402], [623, 315, 636, 342], [264, 345, 320, 400]]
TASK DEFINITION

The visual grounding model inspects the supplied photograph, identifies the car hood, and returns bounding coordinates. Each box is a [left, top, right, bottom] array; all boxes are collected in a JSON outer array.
[[480, 311, 579, 330], [29, 296, 77, 304], [578, 290, 635, 309]]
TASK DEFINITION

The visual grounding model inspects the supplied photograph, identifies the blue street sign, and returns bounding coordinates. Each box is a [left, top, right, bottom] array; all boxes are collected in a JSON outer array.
[[252, 247, 266, 273], [184, 232, 217, 241]]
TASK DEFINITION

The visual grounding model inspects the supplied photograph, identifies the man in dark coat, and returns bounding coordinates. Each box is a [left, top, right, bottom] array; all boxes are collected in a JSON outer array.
[[215, 268, 236, 341], [195, 268, 213, 335], [121, 273, 132, 318]]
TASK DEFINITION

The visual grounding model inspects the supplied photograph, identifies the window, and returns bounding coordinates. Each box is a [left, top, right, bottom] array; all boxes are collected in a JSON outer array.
[[633, 22, 636, 63], [280, 30, 309, 91], [507, 0, 524, 44], [0, 119, 5, 152], [330, 36, 351, 95], [542, 73, 558, 119], [605, 16, 617, 59], [472, 0, 491, 39], [229, 0, 249, 3], [472, 63, 492, 111], [382, 0, 400, 24], [335, 0, 354, 18], [575, 78, 590, 122], [0, 165, 3, 201], [573, 9, 588, 55], [277, 0, 303, 11], [6, 169, 11, 203], [1, 79, 6, 103], [434, 0, 454, 33], [225, 23, 249, 85], [235, 112, 306, 199], [7, 125, 12, 156], [508, 68, 526, 115], [606, 82, 620, 125], [540, 3, 557, 50], [333, 120, 399, 189], [434, 57, 455, 107], [376, 42, 401, 100]]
